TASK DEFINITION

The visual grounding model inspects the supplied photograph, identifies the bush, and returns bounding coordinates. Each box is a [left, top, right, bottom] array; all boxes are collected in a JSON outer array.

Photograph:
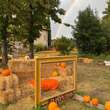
[[34, 44, 47, 52], [54, 36, 75, 55]]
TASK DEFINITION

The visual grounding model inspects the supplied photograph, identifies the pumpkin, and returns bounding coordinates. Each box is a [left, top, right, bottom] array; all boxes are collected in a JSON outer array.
[[1, 69, 11, 76], [42, 79, 59, 91], [51, 71, 58, 77], [91, 98, 99, 106], [41, 80, 50, 91], [83, 96, 90, 103], [55, 107, 61, 110], [28, 79, 59, 91], [60, 63, 66, 68], [48, 102, 58, 110], [105, 101, 110, 110]]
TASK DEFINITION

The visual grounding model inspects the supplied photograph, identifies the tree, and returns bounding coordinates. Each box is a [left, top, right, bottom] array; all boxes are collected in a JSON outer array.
[[73, 7, 106, 55], [0, 0, 21, 64], [102, 0, 110, 52], [19, 0, 65, 58], [54, 36, 75, 55]]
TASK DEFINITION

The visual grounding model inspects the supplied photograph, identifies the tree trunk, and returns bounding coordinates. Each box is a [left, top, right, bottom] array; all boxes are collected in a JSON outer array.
[[2, 36, 8, 65], [1, 15, 9, 65], [47, 17, 51, 48], [29, 41, 34, 59]]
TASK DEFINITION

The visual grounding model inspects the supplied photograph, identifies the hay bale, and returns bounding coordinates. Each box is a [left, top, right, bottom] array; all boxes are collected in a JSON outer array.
[[5, 89, 14, 103], [8, 59, 35, 83], [4, 75, 13, 90], [0, 91, 8, 104], [6, 97, 34, 110], [1, 74, 19, 90], [83, 58, 93, 64], [0, 76, 5, 91], [12, 74, 19, 88]]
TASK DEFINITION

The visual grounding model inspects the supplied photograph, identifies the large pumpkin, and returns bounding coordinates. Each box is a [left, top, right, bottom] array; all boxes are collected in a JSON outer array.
[[105, 101, 110, 110], [91, 98, 99, 106], [42, 79, 59, 91], [1, 69, 11, 76], [83, 96, 90, 103], [28, 79, 59, 91], [48, 102, 58, 110], [41, 80, 50, 91]]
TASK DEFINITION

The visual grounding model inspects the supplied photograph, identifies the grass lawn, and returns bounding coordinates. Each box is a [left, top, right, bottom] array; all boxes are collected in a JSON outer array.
[[77, 62, 110, 103]]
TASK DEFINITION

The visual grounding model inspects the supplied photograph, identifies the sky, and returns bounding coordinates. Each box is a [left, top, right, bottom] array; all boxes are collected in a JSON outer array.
[[51, 0, 108, 39]]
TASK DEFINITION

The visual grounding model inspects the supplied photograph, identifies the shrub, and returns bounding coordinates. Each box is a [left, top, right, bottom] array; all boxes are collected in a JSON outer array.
[[34, 44, 47, 52], [54, 37, 75, 55]]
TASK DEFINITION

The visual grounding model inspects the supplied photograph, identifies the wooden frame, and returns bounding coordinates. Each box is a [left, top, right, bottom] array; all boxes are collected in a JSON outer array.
[[34, 55, 77, 106]]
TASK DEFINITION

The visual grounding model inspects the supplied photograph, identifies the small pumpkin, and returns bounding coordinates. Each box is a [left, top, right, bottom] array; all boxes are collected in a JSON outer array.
[[48, 102, 58, 110], [60, 63, 66, 69], [105, 101, 110, 110], [51, 71, 58, 77], [83, 96, 90, 103], [55, 107, 61, 110], [1, 68, 11, 76], [91, 98, 99, 106]]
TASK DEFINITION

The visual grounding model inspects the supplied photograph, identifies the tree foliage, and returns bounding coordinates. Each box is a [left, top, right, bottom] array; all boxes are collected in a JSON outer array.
[[73, 7, 107, 55], [102, 0, 110, 51], [0, 0, 21, 64], [17, 0, 65, 58], [0, 0, 65, 61], [54, 36, 75, 55]]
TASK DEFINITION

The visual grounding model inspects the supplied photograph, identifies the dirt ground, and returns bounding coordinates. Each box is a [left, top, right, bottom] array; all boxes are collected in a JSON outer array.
[[61, 99, 99, 110]]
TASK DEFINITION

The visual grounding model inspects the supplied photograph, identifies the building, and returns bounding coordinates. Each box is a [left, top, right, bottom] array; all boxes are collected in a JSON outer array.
[[34, 29, 49, 47]]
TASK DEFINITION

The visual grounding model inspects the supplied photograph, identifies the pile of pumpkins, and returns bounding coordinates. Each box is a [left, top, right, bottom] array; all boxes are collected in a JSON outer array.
[[0, 67, 20, 104], [83, 96, 110, 110]]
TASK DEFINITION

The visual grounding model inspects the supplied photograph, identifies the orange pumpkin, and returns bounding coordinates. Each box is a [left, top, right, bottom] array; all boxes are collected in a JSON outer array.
[[28, 79, 59, 91], [42, 79, 59, 91], [60, 63, 66, 69], [1, 68, 11, 76], [55, 107, 61, 110], [91, 98, 99, 106], [48, 102, 58, 110], [41, 80, 50, 91], [83, 96, 90, 103], [105, 101, 110, 110]]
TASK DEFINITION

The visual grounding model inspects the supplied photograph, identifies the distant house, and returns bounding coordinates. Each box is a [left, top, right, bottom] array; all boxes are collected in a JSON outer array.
[[34, 28, 50, 47]]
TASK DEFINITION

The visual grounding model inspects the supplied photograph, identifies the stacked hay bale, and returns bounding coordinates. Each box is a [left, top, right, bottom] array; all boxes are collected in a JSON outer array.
[[8, 59, 35, 99], [0, 68, 20, 104]]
